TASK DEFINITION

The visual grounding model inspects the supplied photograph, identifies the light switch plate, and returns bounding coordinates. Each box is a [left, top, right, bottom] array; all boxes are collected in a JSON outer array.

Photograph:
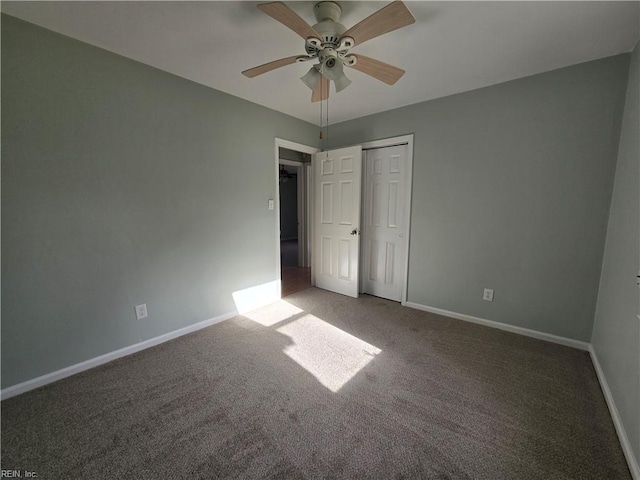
[[268, 199, 274, 210]]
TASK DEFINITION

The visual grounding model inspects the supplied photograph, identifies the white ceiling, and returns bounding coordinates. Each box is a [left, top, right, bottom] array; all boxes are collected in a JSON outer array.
[[3, 1, 639, 125]]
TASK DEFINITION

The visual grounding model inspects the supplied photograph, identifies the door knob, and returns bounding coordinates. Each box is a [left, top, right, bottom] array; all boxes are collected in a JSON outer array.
[[350, 229, 360, 236]]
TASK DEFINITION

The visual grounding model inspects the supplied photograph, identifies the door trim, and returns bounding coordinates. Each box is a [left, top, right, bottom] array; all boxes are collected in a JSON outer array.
[[274, 138, 319, 299], [361, 134, 414, 305]]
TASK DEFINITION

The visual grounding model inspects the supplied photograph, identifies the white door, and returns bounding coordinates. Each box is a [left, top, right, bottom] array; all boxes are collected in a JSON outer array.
[[362, 144, 409, 302], [313, 145, 362, 298]]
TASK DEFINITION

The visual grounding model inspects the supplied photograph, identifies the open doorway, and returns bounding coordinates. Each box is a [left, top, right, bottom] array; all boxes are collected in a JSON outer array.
[[275, 139, 318, 298], [278, 158, 302, 266]]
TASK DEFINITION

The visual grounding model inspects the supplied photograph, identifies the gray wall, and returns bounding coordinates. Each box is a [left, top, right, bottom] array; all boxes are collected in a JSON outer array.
[[592, 41, 640, 465], [328, 55, 630, 342], [1, 15, 318, 388]]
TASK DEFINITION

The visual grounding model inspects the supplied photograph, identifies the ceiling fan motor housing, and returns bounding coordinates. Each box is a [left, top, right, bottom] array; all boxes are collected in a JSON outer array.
[[312, 1, 346, 46], [314, 2, 342, 23]]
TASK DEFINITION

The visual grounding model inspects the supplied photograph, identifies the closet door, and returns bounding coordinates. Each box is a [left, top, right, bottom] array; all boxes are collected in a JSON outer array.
[[362, 144, 409, 302]]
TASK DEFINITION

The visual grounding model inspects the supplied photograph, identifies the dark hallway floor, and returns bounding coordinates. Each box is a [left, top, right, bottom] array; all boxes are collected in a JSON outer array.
[[281, 239, 310, 297]]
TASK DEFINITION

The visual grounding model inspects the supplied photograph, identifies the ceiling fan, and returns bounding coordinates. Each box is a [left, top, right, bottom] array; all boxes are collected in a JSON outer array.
[[279, 165, 295, 182], [242, 1, 415, 102]]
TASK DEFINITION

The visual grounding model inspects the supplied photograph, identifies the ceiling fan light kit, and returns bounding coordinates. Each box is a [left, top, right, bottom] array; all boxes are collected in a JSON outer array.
[[333, 70, 352, 93], [301, 65, 322, 91], [242, 1, 415, 102]]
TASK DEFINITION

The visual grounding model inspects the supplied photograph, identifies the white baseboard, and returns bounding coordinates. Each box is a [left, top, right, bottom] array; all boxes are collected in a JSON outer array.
[[404, 302, 590, 351], [0, 310, 239, 401], [589, 346, 640, 479]]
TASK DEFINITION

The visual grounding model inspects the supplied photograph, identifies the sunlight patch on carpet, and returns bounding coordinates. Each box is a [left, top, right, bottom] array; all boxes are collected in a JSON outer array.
[[276, 313, 381, 392], [242, 300, 304, 327]]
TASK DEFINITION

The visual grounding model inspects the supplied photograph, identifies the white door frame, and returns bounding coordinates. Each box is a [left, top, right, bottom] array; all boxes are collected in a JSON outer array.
[[274, 138, 319, 299], [360, 134, 414, 305]]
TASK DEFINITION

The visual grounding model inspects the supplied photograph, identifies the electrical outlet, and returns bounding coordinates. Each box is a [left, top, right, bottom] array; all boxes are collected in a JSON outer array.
[[483, 288, 494, 302], [135, 304, 148, 320]]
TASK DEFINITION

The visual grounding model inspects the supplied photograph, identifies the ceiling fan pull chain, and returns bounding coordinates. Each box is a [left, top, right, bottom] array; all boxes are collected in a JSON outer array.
[[326, 86, 329, 146], [325, 87, 331, 144], [319, 63, 324, 146]]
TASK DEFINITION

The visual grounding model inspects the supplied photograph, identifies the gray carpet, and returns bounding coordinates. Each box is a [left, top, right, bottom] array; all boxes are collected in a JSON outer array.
[[1, 288, 631, 479]]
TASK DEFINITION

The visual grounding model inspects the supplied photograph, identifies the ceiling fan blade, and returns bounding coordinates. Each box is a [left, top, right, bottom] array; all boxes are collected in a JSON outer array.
[[311, 75, 330, 103], [341, 1, 415, 47], [348, 54, 405, 85], [258, 2, 320, 40], [242, 55, 301, 78]]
